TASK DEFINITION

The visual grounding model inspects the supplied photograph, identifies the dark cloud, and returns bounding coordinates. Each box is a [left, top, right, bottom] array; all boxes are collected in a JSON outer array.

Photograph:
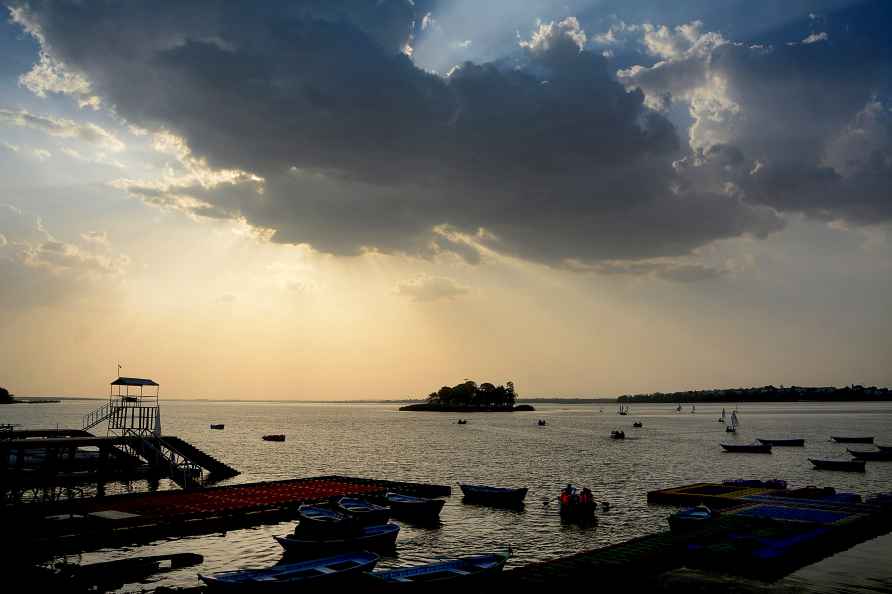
[[10, 0, 790, 266]]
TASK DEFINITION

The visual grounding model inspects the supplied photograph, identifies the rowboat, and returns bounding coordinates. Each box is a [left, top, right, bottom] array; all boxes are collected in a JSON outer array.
[[756, 438, 805, 447], [668, 505, 714, 532], [209, 424, 225, 430], [262, 434, 286, 442], [296, 505, 357, 535], [877, 445, 892, 452], [847, 449, 892, 461], [809, 458, 866, 472], [199, 552, 379, 590], [275, 523, 400, 556], [459, 484, 527, 506], [830, 436, 874, 444], [367, 552, 509, 586], [385, 492, 445, 521], [720, 442, 772, 453], [334, 497, 391, 525]]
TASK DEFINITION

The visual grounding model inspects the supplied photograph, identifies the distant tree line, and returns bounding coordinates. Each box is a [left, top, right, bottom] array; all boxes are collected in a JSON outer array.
[[425, 380, 517, 409], [617, 384, 892, 403]]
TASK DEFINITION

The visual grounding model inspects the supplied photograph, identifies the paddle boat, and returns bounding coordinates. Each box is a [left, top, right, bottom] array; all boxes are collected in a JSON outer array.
[[830, 436, 874, 444], [756, 438, 805, 447], [459, 483, 527, 506], [366, 552, 509, 586], [809, 458, 866, 472], [275, 523, 400, 556], [847, 448, 892, 461], [385, 492, 445, 521], [262, 434, 286, 442], [209, 424, 225, 430], [296, 505, 357, 535], [199, 552, 379, 590], [610, 429, 625, 439], [334, 497, 391, 526], [668, 505, 715, 532], [720, 442, 772, 453]]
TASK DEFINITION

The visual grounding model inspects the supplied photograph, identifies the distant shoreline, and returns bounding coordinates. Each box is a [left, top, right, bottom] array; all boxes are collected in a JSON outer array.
[[399, 403, 535, 412], [618, 385, 891, 404]]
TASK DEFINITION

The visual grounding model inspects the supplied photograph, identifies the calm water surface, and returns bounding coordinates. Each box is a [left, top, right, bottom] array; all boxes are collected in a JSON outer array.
[[4, 400, 892, 592]]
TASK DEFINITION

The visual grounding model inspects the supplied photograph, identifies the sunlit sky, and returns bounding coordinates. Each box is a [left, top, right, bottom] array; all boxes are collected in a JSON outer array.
[[1, 1, 890, 400]]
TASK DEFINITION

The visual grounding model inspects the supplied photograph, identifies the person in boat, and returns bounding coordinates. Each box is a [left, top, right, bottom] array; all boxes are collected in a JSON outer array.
[[560, 484, 575, 506], [579, 487, 593, 506]]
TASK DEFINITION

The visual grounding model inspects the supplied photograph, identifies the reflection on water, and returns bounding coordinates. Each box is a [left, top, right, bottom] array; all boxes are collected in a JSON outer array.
[[4, 400, 892, 591]]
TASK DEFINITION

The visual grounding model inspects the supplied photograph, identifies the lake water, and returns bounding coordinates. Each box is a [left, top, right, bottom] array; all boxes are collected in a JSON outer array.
[[3, 400, 892, 592]]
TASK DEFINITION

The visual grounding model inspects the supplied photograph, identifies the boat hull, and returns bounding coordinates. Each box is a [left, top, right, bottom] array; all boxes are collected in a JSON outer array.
[[385, 493, 445, 521], [809, 458, 866, 472], [721, 443, 772, 453], [757, 438, 805, 447], [276, 523, 400, 557], [459, 484, 527, 506]]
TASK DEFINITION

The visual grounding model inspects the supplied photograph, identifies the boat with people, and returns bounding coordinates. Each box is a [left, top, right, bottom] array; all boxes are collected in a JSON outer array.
[[199, 552, 379, 590], [296, 505, 357, 535], [809, 458, 866, 472], [668, 505, 715, 532], [618, 404, 629, 415], [275, 523, 400, 556], [726, 410, 739, 433], [847, 449, 892, 461], [756, 438, 805, 447], [830, 436, 874, 444], [610, 429, 625, 439], [262, 434, 286, 442], [559, 484, 597, 521], [537, 419, 547, 426], [209, 424, 224, 430], [334, 497, 391, 526], [459, 483, 527, 506], [366, 552, 509, 586], [457, 419, 467, 425], [720, 442, 772, 453], [385, 492, 445, 521]]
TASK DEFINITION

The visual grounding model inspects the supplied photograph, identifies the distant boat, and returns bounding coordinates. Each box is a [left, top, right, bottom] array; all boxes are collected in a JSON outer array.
[[668, 505, 715, 532], [199, 552, 379, 590], [275, 523, 400, 556], [720, 442, 772, 453], [538, 419, 547, 426], [809, 458, 866, 472], [610, 429, 626, 440], [334, 497, 391, 526], [262, 434, 286, 442], [385, 492, 445, 521], [718, 408, 725, 423], [209, 424, 224, 430], [368, 552, 508, 586], [831, 436, 874, 444], [459, 484, 527, 506], [632, 421, 642, 428], [726, 410, 739, 433], [847, 449, 892, 461], [457, 419, 467, 425], [757, 438, 805, 447]]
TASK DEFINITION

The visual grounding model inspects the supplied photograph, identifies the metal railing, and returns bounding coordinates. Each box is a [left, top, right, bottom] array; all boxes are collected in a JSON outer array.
[[82, 400, 113, 431]]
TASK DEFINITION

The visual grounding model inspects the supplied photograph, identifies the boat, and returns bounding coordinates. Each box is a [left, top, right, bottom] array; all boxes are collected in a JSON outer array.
[[457, 419, 467, 425], [209, 424, 225, 430], [537, 419, 547, 426], [367, 552, 508, 586], [459, 483, 527, 506], [809, 458, 866, 472], [830, 436, 874, 444], [632, 421, 642, 428], [756, 438, 805, 447], [847, 448, 892, 461], [676, 404, 682, 412], [296, 505, 357, 535], [720, 442, 772, 453], [275, 523, 400, 556], [726, 410, 739, 433], [559, 485, 597, 521], [668, 505, 715, 532], [610, 429, 625, 439], [691, 404, 696, 414], [618, 404, 629, 416], [199, 551, 379, 590], [718, 408, 725, 423], [385, 492, 445, 521], [334, 497, 391, 525], [878, 445, 892, 452], [262, 434, 286, 442]]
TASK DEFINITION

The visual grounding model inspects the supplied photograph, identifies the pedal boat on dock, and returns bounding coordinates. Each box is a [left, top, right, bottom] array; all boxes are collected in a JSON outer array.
[[847, 449, 892, 461], [756, 438, 805, 447], [459, 483, 528, 506], [720, 442, 772, 453], [366, 552, 509, 586], [334, 497, 391, 526], [199, 551, 379, 590], [275, 523, 400, 556], [809, 458, 867, 472], [830, 436, 874, 444], [385, 492, 446, 521]]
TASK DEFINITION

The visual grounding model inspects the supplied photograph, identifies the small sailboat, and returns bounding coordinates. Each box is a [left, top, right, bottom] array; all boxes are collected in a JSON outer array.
[[718, 408, 725, 423], [726, 410, 738, 433], [618, 404, 629, 416], [720, 442, 772, 453], [262, 434, 286, 442]]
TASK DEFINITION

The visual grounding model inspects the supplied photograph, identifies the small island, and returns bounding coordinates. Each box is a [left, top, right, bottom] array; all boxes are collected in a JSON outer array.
[[0, 386, 13, 404], [400, 380, 535, 412]]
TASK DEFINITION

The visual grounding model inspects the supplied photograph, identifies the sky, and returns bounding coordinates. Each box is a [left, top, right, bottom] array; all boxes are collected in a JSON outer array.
[[0, 0, 890, 400]]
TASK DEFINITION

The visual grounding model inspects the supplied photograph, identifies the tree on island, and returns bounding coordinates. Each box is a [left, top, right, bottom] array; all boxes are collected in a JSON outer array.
[[0, 386, 13, 403], [424, 380, 517, 409]]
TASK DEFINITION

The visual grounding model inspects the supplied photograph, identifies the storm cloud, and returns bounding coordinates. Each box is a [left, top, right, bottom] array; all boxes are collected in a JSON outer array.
[[13, 1, 891, 267]]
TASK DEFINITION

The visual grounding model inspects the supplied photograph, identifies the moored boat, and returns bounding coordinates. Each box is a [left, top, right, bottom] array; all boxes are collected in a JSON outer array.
[[275, 523, 400, 556], [847, 448, 892, 461], [756, 438, 805, 447], [668, 505, 715, 532], [262, 434, 286, 442], [334, 497, 391, 525], [538, 419, 547, 426], [296, 505, 357, 535], [809, 458, 866, 472], [558, 484, 597, 522], [367, 552, 508, 587], [209, 424, 225, 430], [632, 421, 642, 428], [720, 442, 772, 453], [199, 552, 379, 590], [459, 483, 527, 506], [830, 436, 874, 444], [385, 492, 445, 521]]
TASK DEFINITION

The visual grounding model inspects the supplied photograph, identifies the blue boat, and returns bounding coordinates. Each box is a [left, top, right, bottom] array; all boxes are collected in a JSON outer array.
[[334, 497, 391, 525], [668, 505, 715, 532], [459, 484, 527, 506], [275, 523, 400, 557], [199, 551, 379, 590], [385, 492, 445, 521], [367, 552, 509, 586]]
